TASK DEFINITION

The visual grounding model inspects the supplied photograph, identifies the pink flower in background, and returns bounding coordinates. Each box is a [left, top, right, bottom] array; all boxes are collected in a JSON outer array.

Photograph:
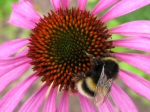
[[0, 0, 150, 112]]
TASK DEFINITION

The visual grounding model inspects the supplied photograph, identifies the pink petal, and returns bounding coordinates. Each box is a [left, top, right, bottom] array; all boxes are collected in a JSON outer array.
[[101, 0, 150, 22], [119, 69, 150, 101], [8, 8, 36, 29], [50, 0, 61, 11], [114, 53, 150, 75], [78, 0, 88, 10], [60, 0, 70, 10], [113, 37, 150, 52], [0, 58, 30, 77], [0, 63, 30, 92], [19, 84, 49, 112], [98, 99, 116, 112], [0, 73, 38, 112], [43, 87, 58, 112], [91, 0, 118, 15], [0, 56, 30, 78], [12, 1, 40, 22], [57, 91, 69, 112], [16, 48, 29, 57], [78, 93, 97, 112], [0, 55, 29, 66], [110, 83, 138, 112], [0, 38, 29, 58], [109, 20, 150, 37]]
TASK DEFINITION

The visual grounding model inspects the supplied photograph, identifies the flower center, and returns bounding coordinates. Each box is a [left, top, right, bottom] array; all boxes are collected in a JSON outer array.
[[28, 8, 113, 92]]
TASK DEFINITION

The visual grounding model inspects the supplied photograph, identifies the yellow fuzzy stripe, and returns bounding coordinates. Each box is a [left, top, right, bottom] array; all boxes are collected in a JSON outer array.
[[85, 77, 96, 92]]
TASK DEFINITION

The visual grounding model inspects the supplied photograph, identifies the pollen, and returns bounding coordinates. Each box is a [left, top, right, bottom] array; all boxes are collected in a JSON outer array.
[[28, 8, 113, 92]]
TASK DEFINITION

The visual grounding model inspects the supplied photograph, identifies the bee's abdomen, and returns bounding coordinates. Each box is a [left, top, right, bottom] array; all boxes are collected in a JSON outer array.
[[77, 77, 96, 97]]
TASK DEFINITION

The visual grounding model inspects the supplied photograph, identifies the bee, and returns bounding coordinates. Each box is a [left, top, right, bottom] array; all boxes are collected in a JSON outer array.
[[72, 52, 119, 106]]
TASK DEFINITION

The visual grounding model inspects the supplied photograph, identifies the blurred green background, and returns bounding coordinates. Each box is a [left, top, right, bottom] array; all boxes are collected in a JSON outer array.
[[0, 0, 150, 111]]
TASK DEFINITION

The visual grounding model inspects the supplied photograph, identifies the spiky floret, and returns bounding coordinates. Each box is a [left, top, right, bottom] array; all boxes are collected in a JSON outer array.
[[28, 7, 113, 92]]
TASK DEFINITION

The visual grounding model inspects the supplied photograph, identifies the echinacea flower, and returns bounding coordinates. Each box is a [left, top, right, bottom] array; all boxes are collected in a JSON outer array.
[[0, 0, 150, 112]]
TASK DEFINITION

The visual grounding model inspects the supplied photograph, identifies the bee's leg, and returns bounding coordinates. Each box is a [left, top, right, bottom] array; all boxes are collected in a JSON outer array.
[[72, 73, 86, 82]]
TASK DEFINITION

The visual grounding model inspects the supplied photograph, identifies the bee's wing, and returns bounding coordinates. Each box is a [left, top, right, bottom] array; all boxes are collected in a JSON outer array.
[[94, 65, 113, 106]]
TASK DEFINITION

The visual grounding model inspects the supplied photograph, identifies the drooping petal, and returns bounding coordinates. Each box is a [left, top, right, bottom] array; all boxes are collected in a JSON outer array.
[[0, 63, 30, 92], [43, 87, 58, 112], [119, 69, 150, 101], [50, 0, 61, 11], [91, 0, 118, 15], [12, 1, 40, 22], [110, 83, 138, 112], [114, 53, 150, 75], [101, 0, 150, 22], [19, 84, 49, 112], [57, 91, 69, 112], [0, 57, 30, 77], [0, 56, 30, 77], [78, 0, 88, 10], [113, 37, 150, 52], [78, 93, 97, 112], [0, 73, 38, 112], [60, 0, 70, 10], [0, 38, 29, 58], [109, 20, 150, 37], [98, 99, 116, 112]]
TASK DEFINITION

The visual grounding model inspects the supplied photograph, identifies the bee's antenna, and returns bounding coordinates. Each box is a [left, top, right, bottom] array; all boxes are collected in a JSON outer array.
[[84, 51, 97, 66]]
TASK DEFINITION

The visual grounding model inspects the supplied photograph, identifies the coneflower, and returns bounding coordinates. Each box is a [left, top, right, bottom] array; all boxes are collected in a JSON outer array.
[[0, 0, 150, 112]]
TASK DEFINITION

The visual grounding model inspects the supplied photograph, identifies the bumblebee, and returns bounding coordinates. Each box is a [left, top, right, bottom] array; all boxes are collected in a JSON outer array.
[[73, 52, 119, 106]]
